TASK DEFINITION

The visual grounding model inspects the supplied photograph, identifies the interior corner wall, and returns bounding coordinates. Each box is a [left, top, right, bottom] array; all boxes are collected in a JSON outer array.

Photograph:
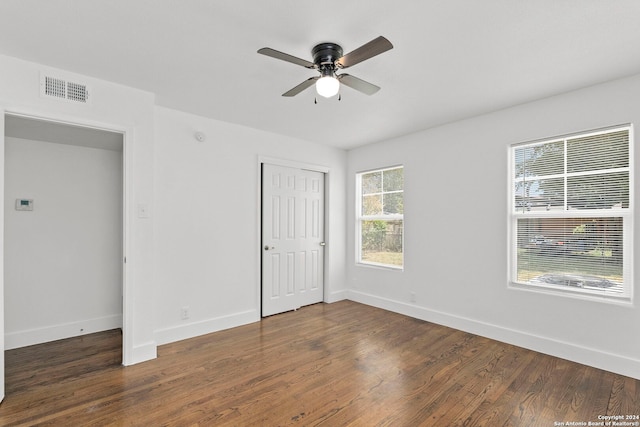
[[4, 136, 122, 349], [152, 106, 348, 346], [346, 73, 640, 380]]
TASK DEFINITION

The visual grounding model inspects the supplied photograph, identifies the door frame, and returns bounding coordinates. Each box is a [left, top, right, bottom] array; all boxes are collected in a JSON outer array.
[[2, 109, 133, 366], [257, 156, 330, 317]]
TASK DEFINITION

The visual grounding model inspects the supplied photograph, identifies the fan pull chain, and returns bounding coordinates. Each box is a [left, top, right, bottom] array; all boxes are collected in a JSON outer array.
[[314, 94, 341, 103]]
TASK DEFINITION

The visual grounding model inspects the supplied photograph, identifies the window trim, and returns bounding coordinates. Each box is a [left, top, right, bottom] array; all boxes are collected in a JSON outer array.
[[356, 165, 404, 270], [508, 124, 634, 303]]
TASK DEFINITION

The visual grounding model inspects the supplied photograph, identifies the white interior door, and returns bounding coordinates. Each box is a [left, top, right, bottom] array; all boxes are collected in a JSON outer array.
[[262, 163, 325, 317]]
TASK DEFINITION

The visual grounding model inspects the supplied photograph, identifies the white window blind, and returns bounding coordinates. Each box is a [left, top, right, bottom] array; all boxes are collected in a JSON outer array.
[[356, 166, 404, 268], [511, 126, 632, 300]]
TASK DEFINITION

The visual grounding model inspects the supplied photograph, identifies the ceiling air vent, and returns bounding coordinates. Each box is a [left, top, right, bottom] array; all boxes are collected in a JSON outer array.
[[40, 73, 91, 104]]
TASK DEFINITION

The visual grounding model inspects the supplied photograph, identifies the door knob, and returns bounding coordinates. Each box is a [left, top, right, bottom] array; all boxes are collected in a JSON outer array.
[[264, 245, 275, 250]]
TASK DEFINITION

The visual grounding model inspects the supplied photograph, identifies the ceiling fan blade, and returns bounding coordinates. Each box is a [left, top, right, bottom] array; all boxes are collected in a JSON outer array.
[[337, 74, 380, 95], [257, 47, 316, 69], [282, 77, 319, 97], [336, 36, 393, 69]]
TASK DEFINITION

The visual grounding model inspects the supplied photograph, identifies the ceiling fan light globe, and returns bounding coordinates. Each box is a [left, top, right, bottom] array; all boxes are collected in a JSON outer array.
[[316, 76, 340, 98]]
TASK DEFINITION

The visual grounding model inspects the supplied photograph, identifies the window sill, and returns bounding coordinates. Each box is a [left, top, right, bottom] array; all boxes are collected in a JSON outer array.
[[356, 261, 404, 271], [508, 281, 632, 306]]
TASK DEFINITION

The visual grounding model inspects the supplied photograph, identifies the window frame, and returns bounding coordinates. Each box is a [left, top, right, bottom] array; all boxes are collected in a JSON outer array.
[[508, 125, 634, 303], [356, 165, 404, 270]]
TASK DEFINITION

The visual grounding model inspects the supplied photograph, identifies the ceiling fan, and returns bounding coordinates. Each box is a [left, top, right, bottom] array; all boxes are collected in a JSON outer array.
[[257, 36, 393, 99]]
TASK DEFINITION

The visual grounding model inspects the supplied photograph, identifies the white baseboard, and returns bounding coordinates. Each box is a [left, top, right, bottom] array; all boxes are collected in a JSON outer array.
[[326, 289, 349, 303], [5, 314, 123, 350], [348, 290, 640, 380], [125, 341, 158, 366], [154, 309, 260, 346]]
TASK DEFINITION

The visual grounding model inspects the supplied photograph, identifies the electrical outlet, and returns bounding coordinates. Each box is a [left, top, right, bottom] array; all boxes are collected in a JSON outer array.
[[181, 306, 190, 320]]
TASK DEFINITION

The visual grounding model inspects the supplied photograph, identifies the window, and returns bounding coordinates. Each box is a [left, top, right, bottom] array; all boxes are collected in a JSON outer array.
[[356, 166, 404, 268], [510, 125, 632, 300]]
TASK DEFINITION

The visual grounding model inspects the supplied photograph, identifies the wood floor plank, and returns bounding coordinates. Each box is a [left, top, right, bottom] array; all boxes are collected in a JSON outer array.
[[608, 375, 640, 416], [1, 301, 638, 426]]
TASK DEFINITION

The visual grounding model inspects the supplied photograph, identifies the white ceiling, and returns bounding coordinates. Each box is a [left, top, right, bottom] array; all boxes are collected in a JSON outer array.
[[2, 1, 640, 150]]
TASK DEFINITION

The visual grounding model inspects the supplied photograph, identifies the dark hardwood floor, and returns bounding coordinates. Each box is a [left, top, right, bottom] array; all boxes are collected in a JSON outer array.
[[1, 301, 639, 426]]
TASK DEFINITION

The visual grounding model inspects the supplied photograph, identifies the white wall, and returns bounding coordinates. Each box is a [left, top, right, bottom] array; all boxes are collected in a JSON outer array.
[[3, 50, 637, 379], [0, 54, 156, 364], [346, 73, 640, 379], [0, 53, 347, 365], [152, 106, 347, 345], [4, 137, 122, 348]]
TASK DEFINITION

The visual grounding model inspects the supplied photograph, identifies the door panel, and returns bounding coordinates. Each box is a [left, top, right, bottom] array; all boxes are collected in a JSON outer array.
[[262, 164, 324, 317]]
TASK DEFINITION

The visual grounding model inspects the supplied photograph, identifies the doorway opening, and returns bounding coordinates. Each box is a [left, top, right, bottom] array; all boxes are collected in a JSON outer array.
[[3, 114, 125, 380]]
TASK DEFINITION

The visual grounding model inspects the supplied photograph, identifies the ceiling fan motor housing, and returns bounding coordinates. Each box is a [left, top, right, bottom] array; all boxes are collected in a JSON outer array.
[[312, 43, 343, 74]]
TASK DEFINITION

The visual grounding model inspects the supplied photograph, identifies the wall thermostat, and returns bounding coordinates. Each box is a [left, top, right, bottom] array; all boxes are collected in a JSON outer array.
[[15, 199, 34, 211]]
